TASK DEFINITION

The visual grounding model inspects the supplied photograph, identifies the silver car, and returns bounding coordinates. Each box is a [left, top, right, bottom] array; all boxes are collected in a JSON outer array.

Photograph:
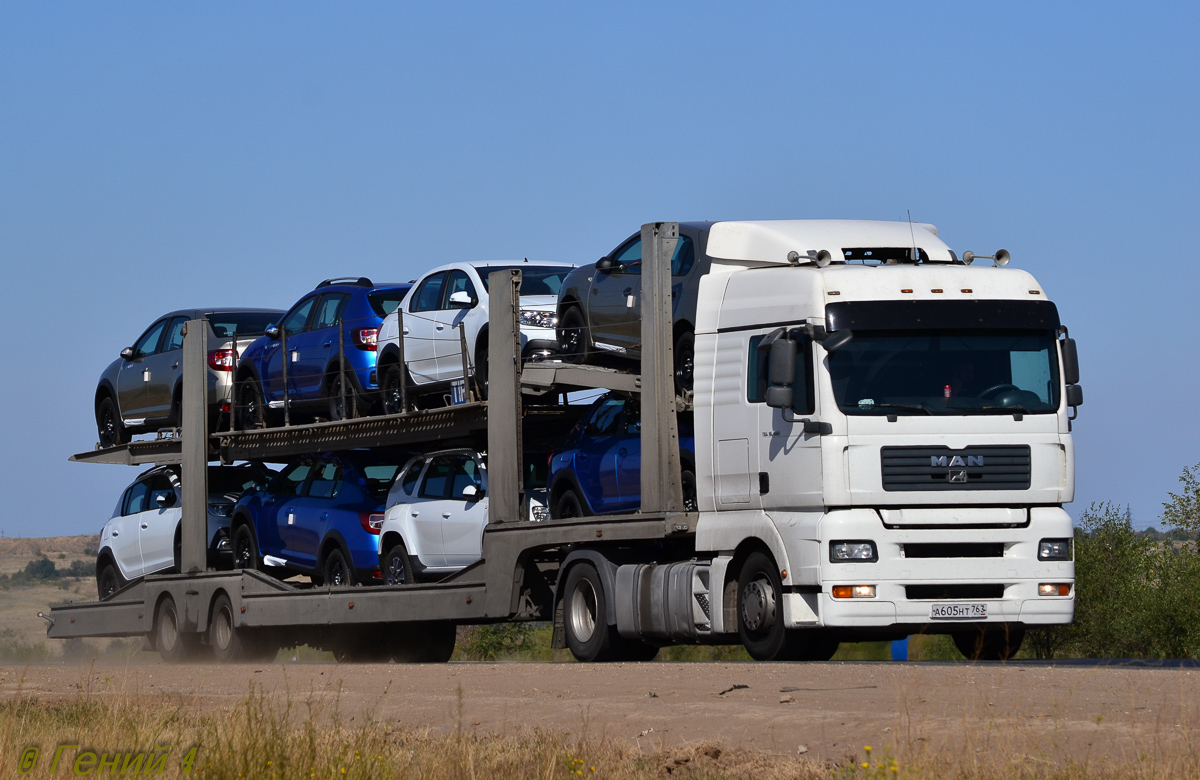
[[94, 308, 282, 447]]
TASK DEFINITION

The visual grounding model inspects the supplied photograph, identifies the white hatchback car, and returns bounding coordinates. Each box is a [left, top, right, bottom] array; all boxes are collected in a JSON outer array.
[[95, 464, 273, 599], [376, 260, 574, 409]]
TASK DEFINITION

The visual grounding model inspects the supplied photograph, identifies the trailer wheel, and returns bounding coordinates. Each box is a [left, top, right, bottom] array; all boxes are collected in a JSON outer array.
[[382, 541, 417, 585], [390, 622, 456, 663], [232, 524, 259, 571], [737, 551, 789, 661], [323, 548, 356, 587], [208, 593, 276, 663], [563, 562, 617, 662], [96, 561, 124, 601], [953, 626, 1025, 661], [155, 596, 204, 663]]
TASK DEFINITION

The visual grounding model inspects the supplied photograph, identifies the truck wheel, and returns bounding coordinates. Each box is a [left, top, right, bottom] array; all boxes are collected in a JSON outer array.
[[96, 561, 124, 600], [953, 626, 1025, 661], [553, 489, 586, 520], [792, 631, 840, 661], [390, 622, 456, 663], [557, 306, 589, 364], [610, 637, 660, 662], [674, 330, 695, 394], [96, 397, 127, 448], [737, 551, 789, 661], [563, 562, 616, 662], [237, 379, 265, 430], [208, 593, 276, 663], [381, 364, 407, 415], [382, 541, 417, 585], [156, 596, 204, 663], [323, 548, 356, 587], [232, 524, 259, 571]]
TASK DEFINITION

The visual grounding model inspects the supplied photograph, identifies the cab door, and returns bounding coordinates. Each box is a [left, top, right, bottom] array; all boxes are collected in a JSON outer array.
[[711, 331, 762, 510], [588, 237, 642, 353], [117, 319, 169, 423], [758, 330, 823, 510]]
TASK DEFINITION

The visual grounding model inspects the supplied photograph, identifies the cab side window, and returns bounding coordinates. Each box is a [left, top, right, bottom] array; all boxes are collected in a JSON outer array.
[[412, 273, 447, 313], [747, 332, 816, 414]]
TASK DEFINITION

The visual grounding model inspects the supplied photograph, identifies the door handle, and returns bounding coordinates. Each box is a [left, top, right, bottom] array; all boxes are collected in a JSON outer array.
[[142, 369, 151, 382], [442, 511, 452, 518], [140, 523, 149, 529], [618, 448, 628, 457], [591, 288, 599, 295], [403, 327, 410, 334], [171, 362, 179, 369], [623, 287, 633, 296], [323, 341, 332, 348], [435, 324, 445, 331], [111, 530, 119, 537], [411, 510, 419, 517], [578, 451, 588, 459]]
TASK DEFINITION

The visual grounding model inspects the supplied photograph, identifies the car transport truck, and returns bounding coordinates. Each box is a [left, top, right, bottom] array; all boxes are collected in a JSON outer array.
[[48, 220, 1082, 663]]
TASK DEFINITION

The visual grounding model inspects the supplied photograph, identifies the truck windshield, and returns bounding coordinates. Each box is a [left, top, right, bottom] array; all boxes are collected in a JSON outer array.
[[828, 329, 1061, 415]]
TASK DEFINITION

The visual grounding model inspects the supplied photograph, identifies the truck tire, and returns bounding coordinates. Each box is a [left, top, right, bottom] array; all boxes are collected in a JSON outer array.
[[557, 306, 589, 364], [382, 541, 417, 585], [208, 593, 277, 663], [562, 562, 618, 662], [390, 622, 456, 663], [232, 524, 259, 571], [96, 396, 127, 448], [792, 630, 840, 661], [96, 561, 125, 600], [953, 626, 1025, 661], [737, 551, 789, 661], [323, 548, 356, 587], [155, 596, 204, 663]]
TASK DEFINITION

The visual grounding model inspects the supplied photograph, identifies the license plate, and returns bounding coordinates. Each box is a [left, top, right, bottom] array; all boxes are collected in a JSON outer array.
[[450, 379, 467, 405], [930, 602, 988, 620]]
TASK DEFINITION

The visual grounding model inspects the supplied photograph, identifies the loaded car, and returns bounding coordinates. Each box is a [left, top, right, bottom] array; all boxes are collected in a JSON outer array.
[[555, 223, 713, 393], [94, 308, 283, 447], [229, 451, 403, 586], [376, 260, 574, 410], [234, 278, 411, 427], [96, 464, 275, 599], [547, 393, 697, 519]]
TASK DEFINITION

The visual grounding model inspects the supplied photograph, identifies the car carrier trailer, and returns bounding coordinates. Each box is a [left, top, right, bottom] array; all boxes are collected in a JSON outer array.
[[49, 219, 1081, 663]]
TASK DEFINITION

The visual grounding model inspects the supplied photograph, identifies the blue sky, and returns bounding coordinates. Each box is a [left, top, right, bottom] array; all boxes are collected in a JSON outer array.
[[1, 3, 1197, 536]]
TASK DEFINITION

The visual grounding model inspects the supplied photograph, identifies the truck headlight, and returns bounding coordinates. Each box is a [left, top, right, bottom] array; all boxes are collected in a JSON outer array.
[[519, 310, 557, 329], [830, 541, 878, 562], [1038, 539, 1072, 561]]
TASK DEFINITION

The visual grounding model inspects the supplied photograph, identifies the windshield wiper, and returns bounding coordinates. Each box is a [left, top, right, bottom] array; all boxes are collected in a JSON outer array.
[[857, 402, 933, 415], [978, 404, 1031, 414]]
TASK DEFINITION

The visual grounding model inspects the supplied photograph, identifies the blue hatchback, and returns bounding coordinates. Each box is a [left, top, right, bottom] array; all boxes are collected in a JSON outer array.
[[230, 452, 402, 586], [547, 393, 696, 519], [235, 278, 411, 427]]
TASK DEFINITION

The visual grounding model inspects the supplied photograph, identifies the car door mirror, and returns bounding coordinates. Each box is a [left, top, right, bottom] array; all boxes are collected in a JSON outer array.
[[155, 492, 176, 508], [596, 256, 614, 273], [264, 324, 280, 340], [448, 290, 475, 308], [120, 347, 135, 360], [462, 485, 485, 501]]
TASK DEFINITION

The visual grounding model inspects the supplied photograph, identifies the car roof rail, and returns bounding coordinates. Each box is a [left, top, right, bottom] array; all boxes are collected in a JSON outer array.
[[317, 277, 374, 288]]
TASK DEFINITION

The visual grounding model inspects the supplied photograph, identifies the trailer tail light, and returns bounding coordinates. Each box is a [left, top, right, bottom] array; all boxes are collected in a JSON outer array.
[[208, 349, 236, 371], [359, 512, 384, 535], [1038, 583, 1071, 596], [832, 585, 876, 599], [352, 328, 378, 351]]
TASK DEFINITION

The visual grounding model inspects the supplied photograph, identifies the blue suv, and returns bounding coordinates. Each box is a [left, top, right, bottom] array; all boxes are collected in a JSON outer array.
[[229, 451, 403, 586], [547, 393, 697, 519], [234, 278, 411, 427]]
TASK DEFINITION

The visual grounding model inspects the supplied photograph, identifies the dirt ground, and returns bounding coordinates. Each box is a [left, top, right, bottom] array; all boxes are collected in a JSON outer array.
[[3, 661, 1196, 764]]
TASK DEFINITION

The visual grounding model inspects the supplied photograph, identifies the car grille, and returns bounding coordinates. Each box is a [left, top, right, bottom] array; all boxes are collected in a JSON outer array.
[[881, 445, 1031, 491], [905, 584, 1005, 600], [902, 543, 1005, 558]]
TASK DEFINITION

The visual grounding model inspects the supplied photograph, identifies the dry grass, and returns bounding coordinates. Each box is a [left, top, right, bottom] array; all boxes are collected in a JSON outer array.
[[0, 675, 1198, 779]]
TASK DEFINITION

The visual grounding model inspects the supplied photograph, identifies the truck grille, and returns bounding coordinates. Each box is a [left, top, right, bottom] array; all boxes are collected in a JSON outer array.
[[881, 445, 1031, 491], [906, 584, 1005, 600], [902, 543, 1005, 558]]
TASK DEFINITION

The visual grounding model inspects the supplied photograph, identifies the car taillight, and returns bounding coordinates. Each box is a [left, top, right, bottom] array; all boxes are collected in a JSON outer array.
[[208, 349, 236, 371], [352, 328, 378, 351], [359, 512, 384, 534]]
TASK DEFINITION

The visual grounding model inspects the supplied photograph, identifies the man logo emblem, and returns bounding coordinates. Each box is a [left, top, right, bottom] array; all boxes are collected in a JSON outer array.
[[931, 455, 985, 467], [949, 470, 968, 483]]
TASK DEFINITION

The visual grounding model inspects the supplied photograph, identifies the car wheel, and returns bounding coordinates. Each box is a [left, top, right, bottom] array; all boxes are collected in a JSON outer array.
[[738, 551, 789, 661], [382, 541, 417, 585], [236, 378, 265, 430], [681, 468, 698, 513], [232, 524, 259, 571], [381, 364, 407, 415], [96, 561, 125, 600], [323, 548, 356, 587], [172, 529, 182, 574], [96, 397, 127, 448], [953, 626, 1025, 661], [473, 340, 489, 401], [156, 596, 205, 663], [673, 330, 695, 394], [557, 306, 589, 364], [326, 372, 352, 421], [553, 488, 586, 520]]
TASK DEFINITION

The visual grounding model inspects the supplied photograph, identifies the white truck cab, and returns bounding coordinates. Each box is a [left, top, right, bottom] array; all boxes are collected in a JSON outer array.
[[689, 220, 1079, 659]]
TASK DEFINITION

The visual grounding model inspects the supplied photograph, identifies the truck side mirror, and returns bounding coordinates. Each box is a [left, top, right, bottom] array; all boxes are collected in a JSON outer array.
[[821, 329, 854, 352], [1065, 384, 1083, 408], [1060, 337, 1079, 385], [120, 347, 135, 360], [265, 324, 280, 340], [765, 338, 796, 409]]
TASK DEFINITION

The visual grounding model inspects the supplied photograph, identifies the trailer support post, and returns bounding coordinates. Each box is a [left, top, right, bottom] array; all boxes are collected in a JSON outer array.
[[640, 222, 684, 514], [487, 269, 523, 523], [181, 319, 210, 575]]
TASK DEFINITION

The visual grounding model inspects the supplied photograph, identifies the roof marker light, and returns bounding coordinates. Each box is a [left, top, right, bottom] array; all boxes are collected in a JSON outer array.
[[961, 289, 972, 293], [901, 289, 913, 294], [931, 289, 943, 293]]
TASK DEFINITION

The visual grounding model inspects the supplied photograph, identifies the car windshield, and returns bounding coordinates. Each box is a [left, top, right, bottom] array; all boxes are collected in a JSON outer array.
[[207, 312, 280, 338], [477, 266, 573, 296], [828, 329, 1061, 415], [367, 288, 410, 317]]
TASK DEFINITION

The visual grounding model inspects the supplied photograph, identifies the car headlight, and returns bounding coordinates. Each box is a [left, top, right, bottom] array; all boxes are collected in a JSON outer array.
[[1038, 538, 1072, 561], [519, 310, 557, 329], [208, 503, 232, 517], [830, 541, 878, 562]]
